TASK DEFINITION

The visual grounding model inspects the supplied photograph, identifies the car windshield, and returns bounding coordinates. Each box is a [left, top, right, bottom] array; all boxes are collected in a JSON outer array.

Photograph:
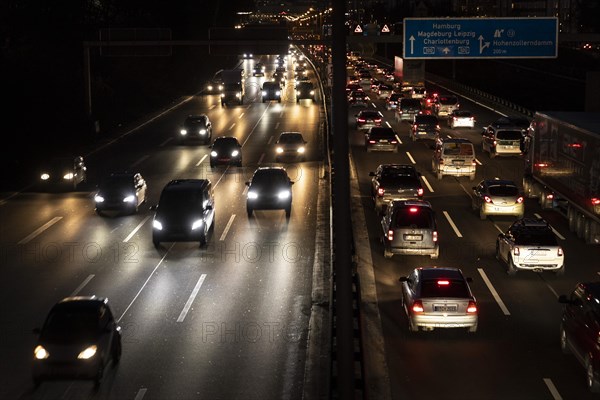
[[443, 143, 474, 156], [99, 175, 132, 191], [393, 208, 433, 228], [160, 190, 202, 208], [213, 138, 238, 148], [41, 309, 100, 343], [413, 87, 426, 94], [186, 117, 206, 125], [389, 94, 401, 101], [488, 185, 519, 196], [381, 167, 417, 178], [251, 171, 289, 188], [514, 232, 558, 246], [47, 158, 72, 171], [420, 279, 470, 298], [278, 134, 303, 144], [454, 111, 472, 117], [381, 175, 419, 186], [496, 130, 522, 140]]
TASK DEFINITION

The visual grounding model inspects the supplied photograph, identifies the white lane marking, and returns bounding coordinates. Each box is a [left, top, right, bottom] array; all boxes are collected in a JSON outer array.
[[395, 135, 403, 145], [177, 274, 207, 322], [130, 155, 150, 168], [405, 151, 416, 164], [220, 214, 236, 241], [475, 158, 482, 166], [196, 154, 208, 167], [371, 102, 377, 108], [478, 268, 511, 316], [534, 213, 565, 240], [258, 153, 265, 165], [123, 216, 151, 243], [543, 378, 563, 400], [280, 110, 284, 117], [229, 123, 236, 131], [209, 104, 216, 110], [268, 136, 274, 144], [442, 211, 463, 238], [275, 122, 280, 129], [18, 217, 63, 244], [71, 274, 95, 297], [493, 222, 504, 234], [118, 247, 172, 322], [134, 388, 148, 400], [385, 121, 392, 128], [238, 112, 245, 119], [421, 176, 434, 193], [159, 138, 171, 147]]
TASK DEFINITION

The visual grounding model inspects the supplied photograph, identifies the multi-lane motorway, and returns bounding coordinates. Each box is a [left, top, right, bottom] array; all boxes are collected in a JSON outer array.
[[1, 49, 599, 400]]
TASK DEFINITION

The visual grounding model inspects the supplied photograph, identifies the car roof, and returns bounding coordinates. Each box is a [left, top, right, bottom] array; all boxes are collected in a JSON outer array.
[[417, 266, 465, 280], [482, 179, 517, 187], [213, 136, 240, 143], [55, 295, 109, 309], [163, 179, 210, 192], [359, 110, 381, 116]]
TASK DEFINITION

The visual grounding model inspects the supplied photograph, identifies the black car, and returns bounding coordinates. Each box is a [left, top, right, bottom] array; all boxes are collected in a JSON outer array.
[[365, 127, 399, 153], [39, 156, 87, 191], [410, 114, 440, 141], [152, 179, 215, 247], [296, 82, 315, 102], [275, 132, 307, 162], [210, 136, 242, 167], [487, 115, 531, 136], [94, 172, 147, 215], [246, 167, 294, 218], [32, 296, 122, 387], [262, 81, 282, 103], [559, 282, 600, 393], [204, 71, 223, 94], [369, 164, 424, 214], [178, 115, 212, 144]]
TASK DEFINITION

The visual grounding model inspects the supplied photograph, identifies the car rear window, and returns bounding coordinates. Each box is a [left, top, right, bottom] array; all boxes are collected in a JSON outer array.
[[380, 175, 419, 186], [415, 115, 438, 124], [360, 111, 381, 119], [496, 130, 522, 140], [420, 279, 470, 298], [369, 129, 395, 139], [439, 96, 458, 105], [514, 232, 558, 246], [401, 99, 421, 108], [393, 207, 434, 229], [442, 143, 474, 156], [488, 185, 519, 196]]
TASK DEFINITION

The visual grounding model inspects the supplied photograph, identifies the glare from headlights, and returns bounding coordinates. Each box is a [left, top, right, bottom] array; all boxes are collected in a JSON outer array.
[[231, 150, 239, 157], [180, 129, 188, 135], [218, 85, 223, 91], [34, 345, 49, 359], [153, 220, 163, 230], [211, 151, 218, 157], [276, 147, 284, 154], [275, 90, 281, 96], [221, 93, 225, 97], [94, 195, 105, 203], [191, 220, 203, 230], [63, 173, 74, 180], [123, 195, 135, 203], [41, 173, 50, 180], [207, 85, 213, 90], [247, 191, 258, 199], [235, 93, 241, 98], [310, 90, 315, 95], [277, 190, 291, 199], [262, 90, 267, 96], [297, 147, 305, 153], [199, 129, 207, 135], [77, 345, 97, 360]]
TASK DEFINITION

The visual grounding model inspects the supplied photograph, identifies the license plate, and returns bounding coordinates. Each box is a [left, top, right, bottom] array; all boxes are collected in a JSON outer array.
[[452, 160, 465, 165], [434, 305, 457, 312], [380, 140, 388, 143], [404, 234, 422, 241]]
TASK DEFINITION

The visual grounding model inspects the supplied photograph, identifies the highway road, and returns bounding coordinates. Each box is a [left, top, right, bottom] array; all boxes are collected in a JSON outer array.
[[0, 54, 328, 400]]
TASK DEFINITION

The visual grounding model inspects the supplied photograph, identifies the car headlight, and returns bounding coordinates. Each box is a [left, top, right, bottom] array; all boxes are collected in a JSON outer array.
[[191, 219, 203, 230], [153, 220, 163, 230], [236, 93, 241, 98], [221, 93, 225, 97], [262, 90, 267, 96], [77, 345, 97, 360], [310, 90, 315, 95], [247, 191, 258, 199], [34, 345, 49, 360], [41, 173, 50, 180], [207, 85, 213, 91], [276, 147, 284, 154], [180, 129, 188, 135], [297, 147, 305, 153], [199, 129, 207, 135], [278, 190, 291, 199], [231, 150, 239, 157], [211, 151, 218, 157], [276, 90, 281, 96], [94, 195, 105, 203], [123, 195, 135, 203], [296, 90, 300, 95], [63, 173, 74, 180]]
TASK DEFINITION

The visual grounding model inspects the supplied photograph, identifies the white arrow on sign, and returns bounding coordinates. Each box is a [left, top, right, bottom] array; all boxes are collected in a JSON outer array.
[[409, 35, 415, 54], [442, 47, 451, 54], [478, 35, 490, 54]]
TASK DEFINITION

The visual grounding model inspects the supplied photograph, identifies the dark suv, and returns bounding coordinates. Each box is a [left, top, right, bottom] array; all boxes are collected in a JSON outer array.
[[558, 282, 600, 393], [369, 164, 423, 214], [411, 114, 440, 141], [179, 115, 212, 145], [262, 81, 281, 103], [381, 200, 439, 259], [365, 127, 399, 153], [296, 82, 315, 102], [210, 136, 242, 167], [152, 179, 215, 247], [246, 167, 294, 218]]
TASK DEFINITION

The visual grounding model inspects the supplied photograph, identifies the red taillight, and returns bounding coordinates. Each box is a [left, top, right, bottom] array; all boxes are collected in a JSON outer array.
[[409, 207, 418, 213], [558, 247, 563, 256], [517, 196, 524, 203], [417, 188, 424, 196], [390, 140, 398, 144], [513, 247, 520, 256], [453, 117, 457, 121], [377, 188, 385, 196], [547, 193, 554, 200], [358, 118, 365, 122], [439, 158, 444, 165], [467, 301, 477, 313], [433, 231, 438, 242], [436, 125, 440, 129], [412, 301, 424, 313], [375, 118, 381, 123], [484, 195, 492, 203], [471, 159, 477, 166], [437, 280, 450, 285], [593, 198, 600, 205], [535, 162, 549, 168], [493, 140, 497, 146], [368, 140, 376, 144], [387, 230, 394, 241]]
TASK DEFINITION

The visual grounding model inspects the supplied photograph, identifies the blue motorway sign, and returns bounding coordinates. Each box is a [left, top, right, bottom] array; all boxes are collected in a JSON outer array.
[[403, 18, 558, 59]]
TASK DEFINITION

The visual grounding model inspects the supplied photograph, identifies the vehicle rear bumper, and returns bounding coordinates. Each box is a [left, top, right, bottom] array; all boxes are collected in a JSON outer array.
[[411, 314, 478, 329]]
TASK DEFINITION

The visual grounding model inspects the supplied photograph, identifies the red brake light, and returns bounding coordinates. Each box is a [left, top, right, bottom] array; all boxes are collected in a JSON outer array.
[[593, 198, 600, 205], [412, 300, 424, 313], [375, 118, 381, 122], [517, 196, 524, 203], [467, 301, 477, 313], [369, 140, 376, 144], [471, 159, 477, 166], [390, 140, 398, 144], [547, 194, 554, 200], [493, 140, 497, 146], [433, 231, 438, 242], [409, 207, 418, 213], [558, 247, 563, 256], [417, 188, 424, 196], [437, 280, 450, 285], [484, 195, 492, 203], [513, 247, 520, 256], [535, 163, 549, 168], [377, 188, 385, 196], [358, 118, 365, 122], [387, 229, 394, 241]]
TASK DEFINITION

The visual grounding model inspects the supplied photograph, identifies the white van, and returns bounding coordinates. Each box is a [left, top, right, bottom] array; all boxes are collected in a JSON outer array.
[[431, 138, 476, 181]]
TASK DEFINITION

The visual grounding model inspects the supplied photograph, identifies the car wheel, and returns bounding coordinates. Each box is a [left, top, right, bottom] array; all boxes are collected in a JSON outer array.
[[152, 238, 160, 249], [430, 247, 439, 260], [210, 162, 215, 168], [285, 206, 291, 218], [560, 326, 571, 354], [437, 170, 443, 180], [237, 160, 242, 167], [411, 134, 416, 142], [94, 362, 104, 387], [495, 241, 501, 261], [468, 324, 478, 333], [516, 212, 524, 219], [366, 147, 372, 153], [469, 173, 476, 181], [383, 246, 393, 259], [408, 317, 419, 332], [587, 356, 600, 393], [113, 337, 122, 365], [393, 147, 399, 153], [507, 256, 517, 276], [479, 208, 487, 220], [471, 199, 478, 211]]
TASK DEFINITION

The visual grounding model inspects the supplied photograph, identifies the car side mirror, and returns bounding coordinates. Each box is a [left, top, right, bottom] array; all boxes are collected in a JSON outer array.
[[498, 233, 505, 239], [205, 205, 213, 211], [245, 181, 250, 186], [472, 187, 477, 191], [150, 205, 158, 211], [290, 181, 295, 185], [399, 277, 408, 283]]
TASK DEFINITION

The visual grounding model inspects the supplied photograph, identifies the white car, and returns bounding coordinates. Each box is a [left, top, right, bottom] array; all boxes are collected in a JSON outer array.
[[448, 110, 475, 129]]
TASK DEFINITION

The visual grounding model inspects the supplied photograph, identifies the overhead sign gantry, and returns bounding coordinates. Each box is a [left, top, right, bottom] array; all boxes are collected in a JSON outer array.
[[403, 17, 558, 59]]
